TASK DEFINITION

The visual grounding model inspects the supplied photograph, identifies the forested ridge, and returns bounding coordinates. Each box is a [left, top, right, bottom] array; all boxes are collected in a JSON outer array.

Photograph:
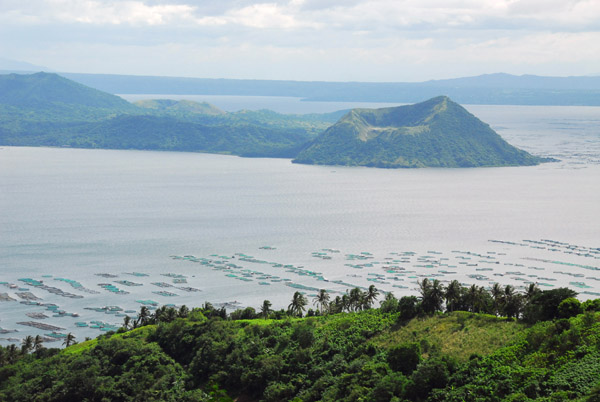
[[2, 280, 600, 402], [0, 73, 335, 158]]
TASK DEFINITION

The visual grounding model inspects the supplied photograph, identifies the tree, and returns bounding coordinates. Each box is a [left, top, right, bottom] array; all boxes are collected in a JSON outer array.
[[557, 297, 583, 319], [349, 287, 365, 312], [313, 289, 330, 315], [288, 292, 308, 317], [380, 292, 399, 313], [6, 344, 19, 364], [63, 332, 76, 347], [260, 300, 272, 318], [33, 335, 44, 353], [445, 280, 462, 313], [491, 283, 503, 316], [419, 279, 444, 314], [465, 284, 486, 313], [178, 305, 190, 318], [387, 342, 421, 375], [137, 306, 151, 327], [123, 315, 132, 330], [365, 285, 380, 309], [21, 335, 34, 355], [502, 285, 523, 319], [522, 288, 577, 323]]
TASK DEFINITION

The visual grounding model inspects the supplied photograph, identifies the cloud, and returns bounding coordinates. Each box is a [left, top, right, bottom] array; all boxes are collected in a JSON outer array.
[[0, 0, 598, 80]]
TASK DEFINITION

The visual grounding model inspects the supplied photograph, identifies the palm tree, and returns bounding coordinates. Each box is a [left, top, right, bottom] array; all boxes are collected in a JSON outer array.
[[63, 333, 75, 347], [502, 285, 523, 319], [330, 296, 343, 314], [365, 285, 380, 309], [153, 305, 168, 324], [525, 283, 540, 302], [466, 284, 483, 313], [178, 305, 190, 318], [260, 300, 272, 318], [165, 307, 177, 323], [288, 291, 308, 317], [123, 315, 132, 330], [341, 294, 351, 312], [419, 278, 445, 314], [491, 283, 503, 316], [445, 280, 462, 312], [21, 335, 34, 355], [33, 335, 44, 353], [349, 287, 364, 312], [313, 289, 330, 315], [7, 344, 19, 364], [137, 305, 150, 327]]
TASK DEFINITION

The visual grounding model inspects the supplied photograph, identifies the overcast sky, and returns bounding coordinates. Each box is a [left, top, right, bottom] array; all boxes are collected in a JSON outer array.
[[1, 0, 599, 81]]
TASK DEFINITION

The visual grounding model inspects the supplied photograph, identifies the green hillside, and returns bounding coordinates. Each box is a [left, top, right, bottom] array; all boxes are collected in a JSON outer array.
[[2, 283, 600, 402], [293, 96, 549, 168], [0, 73, 332, 157], [0, 72, 137, 120]]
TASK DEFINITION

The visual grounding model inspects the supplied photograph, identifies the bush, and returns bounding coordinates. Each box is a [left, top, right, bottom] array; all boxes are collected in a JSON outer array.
[[387, 342, 421, 375], [558, 298, 583, 319]]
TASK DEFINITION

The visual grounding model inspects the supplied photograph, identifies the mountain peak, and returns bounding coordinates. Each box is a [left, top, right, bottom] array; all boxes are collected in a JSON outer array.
[[293, 96, 548, 168], [0, 72, 135, 111]]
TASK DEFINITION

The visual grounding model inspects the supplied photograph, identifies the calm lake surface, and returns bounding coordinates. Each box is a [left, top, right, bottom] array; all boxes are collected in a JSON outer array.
[[1, 97, 599, 343]]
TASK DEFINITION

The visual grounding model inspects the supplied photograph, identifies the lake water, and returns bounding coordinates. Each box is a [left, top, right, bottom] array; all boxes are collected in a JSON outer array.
[[1, 97, 599, 344]]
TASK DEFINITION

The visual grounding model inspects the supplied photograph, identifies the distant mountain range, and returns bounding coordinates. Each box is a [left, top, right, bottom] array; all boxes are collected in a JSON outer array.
[[294, 96, 549, 168], [0, 70, 597, 106], [0, 72, 553, 168]]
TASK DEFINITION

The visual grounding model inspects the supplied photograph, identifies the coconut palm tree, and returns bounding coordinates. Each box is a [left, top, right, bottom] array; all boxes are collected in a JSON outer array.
[[491, 283, 503, 316], [288, 291, 308, 317], [330, 296, 343, 314], [502, 285, 523, 319], [341, 294, 351, 312], [63, 333, 75, 347], [365, 285, 380, 309], [466, 284, 487, 313], [349, 287, 364, 311], [137, 305, 150, 326], [6, 344, 19, 364], [33, 335, 44, 353], [313, 289, 330, 315], [445, 280, 462, 312], [123, 315, 132, 330], [21, 335, 34, 355], [260, 300, 272, 318], [178, 305, 190, 318], [525, 283, 540, 302], [419, 278, 445, 314]]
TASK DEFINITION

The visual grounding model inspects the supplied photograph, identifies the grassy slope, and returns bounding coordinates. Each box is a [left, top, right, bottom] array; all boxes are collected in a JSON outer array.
[[374, 311, 527, 362]]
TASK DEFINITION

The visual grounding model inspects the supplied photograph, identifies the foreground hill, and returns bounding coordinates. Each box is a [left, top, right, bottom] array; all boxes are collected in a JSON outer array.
[[1, 301, 599, 402], [0, 73, 333, 157], [293, 96, 549, 168]]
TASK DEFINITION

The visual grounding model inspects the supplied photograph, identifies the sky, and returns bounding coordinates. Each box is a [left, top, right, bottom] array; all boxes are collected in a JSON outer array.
[[1, 0, 600, 82]]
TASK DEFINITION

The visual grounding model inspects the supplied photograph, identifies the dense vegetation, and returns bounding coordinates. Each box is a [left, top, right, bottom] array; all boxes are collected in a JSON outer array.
[[2, 281, 600, 402], [0, 73, 338, 157], [294, 96, 550, 168]]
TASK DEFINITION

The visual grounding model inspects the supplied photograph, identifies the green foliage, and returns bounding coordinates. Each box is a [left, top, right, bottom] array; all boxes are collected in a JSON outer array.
[[558, 297, 583, 318], [2, 298, 600, 402], [522, 288, 578, 323], [0, 72, 340, 158], [387, 342, 421, 375]]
